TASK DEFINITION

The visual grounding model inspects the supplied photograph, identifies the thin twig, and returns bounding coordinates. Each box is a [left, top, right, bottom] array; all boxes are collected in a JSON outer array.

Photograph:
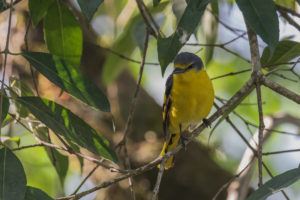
[[262, 162, 290, 199], [140, 0, 161, 34], [263, 148, 300, 155], [271, 72, 298, 83], [0, 0, 22, 13], [211, 69, 251, 80], [186, 42, 250, 63], [226, 117, 256, 153], [9, 113, 125, 173], [276, 4, 300, 18], [24, 17, 40, 96], [212, 157, 254, 200], [261, 76, 300, 104], [116, 29, 150, 200], [256, 83, 265, 187], [11, 143, 44, 151], [263, 60, 300, 69], [0, 0, 13, 144], [245, 24, 261, 72], [151, 157, 167, 200], [72, 164, 101, 195], [96, 44, 159, 65], [136, 0, 157, 37], [246, 18, 264, 187], [279, 10, 300, 31]]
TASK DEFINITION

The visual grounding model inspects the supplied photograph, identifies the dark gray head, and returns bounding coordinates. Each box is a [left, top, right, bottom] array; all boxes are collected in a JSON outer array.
[[173, 52, 203, 72]]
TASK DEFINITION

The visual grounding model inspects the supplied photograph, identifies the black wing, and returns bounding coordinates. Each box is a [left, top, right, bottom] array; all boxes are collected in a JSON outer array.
[[162, 74, 173, 140]]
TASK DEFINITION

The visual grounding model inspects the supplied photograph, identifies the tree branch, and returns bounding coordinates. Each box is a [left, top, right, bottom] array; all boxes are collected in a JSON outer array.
[[261, 76, 300, 104]]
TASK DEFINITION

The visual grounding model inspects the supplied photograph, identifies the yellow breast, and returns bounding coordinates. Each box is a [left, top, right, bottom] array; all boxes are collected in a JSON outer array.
[[169, 68, 214, 131]]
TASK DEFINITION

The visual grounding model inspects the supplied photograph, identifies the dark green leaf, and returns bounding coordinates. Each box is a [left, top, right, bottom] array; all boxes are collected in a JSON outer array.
[[247, 167, 300, 200], [22, 52, 110, 112], [297, 0, 300, 5], [69, 141, 84, 174], [77, 0, 103, 23], [16, 97, 118, 163], [102, 2, 168, 84], [261, 40, 300, 68], [9, 77, 34, 97], [153, 0, 160, 7], [0, 147, 27, 200], [44, 1, 83, 66], [28, 0, 53, 26], [157, 0, 212, 74], [131, 14, 164, 51], [35, 127, 68, 185], [25, 186, 53, 200], [0, 1, 5, 11], [0, 92, 9, 124], [50, 149, 69, 185], [236, 0, 279, 52], [9, 77, 34, 118]]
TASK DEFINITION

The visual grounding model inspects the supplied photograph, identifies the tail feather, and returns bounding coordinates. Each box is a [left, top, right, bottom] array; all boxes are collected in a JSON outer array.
[[158, 132, 180, 169]]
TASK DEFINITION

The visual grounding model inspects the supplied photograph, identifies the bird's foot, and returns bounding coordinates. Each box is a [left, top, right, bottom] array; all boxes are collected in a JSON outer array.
[[202, 118, 211, 128]]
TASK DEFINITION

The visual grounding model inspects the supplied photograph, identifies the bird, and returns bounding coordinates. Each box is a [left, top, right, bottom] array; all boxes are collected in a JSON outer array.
[[158, 52, 215, 169]]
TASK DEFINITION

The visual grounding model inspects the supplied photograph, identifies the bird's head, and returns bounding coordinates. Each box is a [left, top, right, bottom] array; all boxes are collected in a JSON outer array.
[[173, 52, 203, 74]]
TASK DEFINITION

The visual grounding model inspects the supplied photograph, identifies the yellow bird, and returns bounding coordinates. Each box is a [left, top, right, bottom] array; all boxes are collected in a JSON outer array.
[[159, 52, 215, 169]]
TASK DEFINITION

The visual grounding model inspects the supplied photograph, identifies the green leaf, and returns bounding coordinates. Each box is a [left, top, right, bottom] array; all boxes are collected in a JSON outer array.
[[131, 14, 164, 51], [274, 0, 296, 8], [153, 0, 160, 7], [22, 52, 110, 112], [0, 92, 9, 124], [102, 2, 168, 84], [261, 40, 300, 68], [236, 0, 279, 52], [9, 77, 34, 118], [25, 186, 53, 200], [9, 77, 34, 97], [28, 0, 53, 26], [1, 115, 13, 128], [0, 147, 27, 200], [1, 136, 20, 147], [69, 141, 84, 174], [35, 126, 68, 185], [297, 0, 300, 5], [16, 97, 118, 163], [77, 0, 103, 23], [0, 0, 6, 11], [247, 167, 300, 200], [44, 1, 83, 66], [157, 0, 212, 74]]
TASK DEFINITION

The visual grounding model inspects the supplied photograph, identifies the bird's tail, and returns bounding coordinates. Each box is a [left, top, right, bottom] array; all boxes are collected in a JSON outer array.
[[158, 132, 180, 170]]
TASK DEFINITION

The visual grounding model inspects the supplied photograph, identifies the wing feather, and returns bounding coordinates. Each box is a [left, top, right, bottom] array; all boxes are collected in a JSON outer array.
[[163, 74, 173, 140]]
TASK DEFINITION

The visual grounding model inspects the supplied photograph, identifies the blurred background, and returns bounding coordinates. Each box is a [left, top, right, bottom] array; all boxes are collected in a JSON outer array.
[[1, 0, 300, 199]]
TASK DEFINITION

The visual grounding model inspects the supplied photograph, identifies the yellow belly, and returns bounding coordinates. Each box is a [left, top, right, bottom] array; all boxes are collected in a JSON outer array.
[[169, 68, 214, 132]]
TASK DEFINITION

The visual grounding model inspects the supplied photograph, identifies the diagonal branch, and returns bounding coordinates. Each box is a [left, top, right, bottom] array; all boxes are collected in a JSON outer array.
[[261, 76, 300, 104]]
